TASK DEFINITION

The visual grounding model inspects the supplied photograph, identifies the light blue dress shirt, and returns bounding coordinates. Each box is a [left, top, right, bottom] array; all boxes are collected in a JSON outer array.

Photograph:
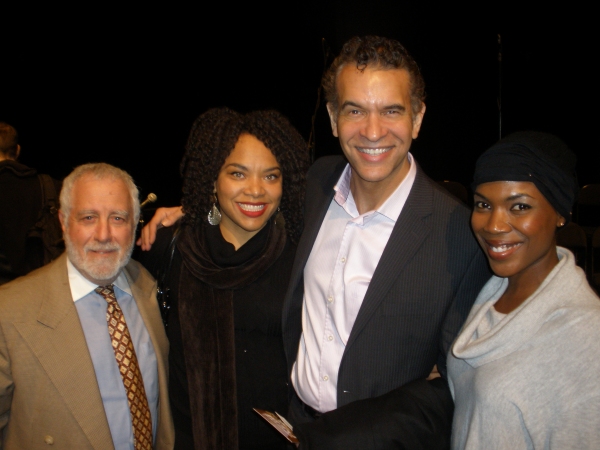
[[67, 259, 159, 449]]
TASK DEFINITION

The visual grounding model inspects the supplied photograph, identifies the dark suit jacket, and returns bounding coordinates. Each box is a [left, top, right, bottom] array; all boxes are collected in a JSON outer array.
[[0, 253, 175, 449], [282, 156, 491, 449], [0, 160, 62, 283]]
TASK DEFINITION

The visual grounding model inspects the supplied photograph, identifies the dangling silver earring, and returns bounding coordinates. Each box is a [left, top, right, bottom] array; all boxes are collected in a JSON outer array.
[[274, 206, 282, 226], [207, 193, 221, 225]]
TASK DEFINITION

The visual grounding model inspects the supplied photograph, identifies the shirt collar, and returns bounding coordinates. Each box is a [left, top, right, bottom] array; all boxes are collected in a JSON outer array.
[[66, 257, 131, 302], [333, 152, 417, 221]]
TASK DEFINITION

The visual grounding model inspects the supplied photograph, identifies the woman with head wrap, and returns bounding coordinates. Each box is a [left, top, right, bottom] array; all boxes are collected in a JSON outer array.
[[447, 131, 600, 449], [137, 107, 309, 449]]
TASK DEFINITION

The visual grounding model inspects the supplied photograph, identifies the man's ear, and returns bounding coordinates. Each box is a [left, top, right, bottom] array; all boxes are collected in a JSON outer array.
[[326, 102, 339, 138], [15, 144, 21, 159], [411, 103, 426, 139], [58, 210, 68, 233]]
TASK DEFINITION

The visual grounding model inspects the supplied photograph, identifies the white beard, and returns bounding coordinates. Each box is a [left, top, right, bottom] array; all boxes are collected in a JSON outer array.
[[64, 234, 134, 284]]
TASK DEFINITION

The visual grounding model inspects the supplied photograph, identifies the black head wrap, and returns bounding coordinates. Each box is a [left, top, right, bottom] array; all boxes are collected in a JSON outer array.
[[471, 131, 578, 224]]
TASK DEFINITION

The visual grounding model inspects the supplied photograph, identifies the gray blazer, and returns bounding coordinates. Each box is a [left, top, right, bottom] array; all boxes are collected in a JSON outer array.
[[282, 155, 491, 449], [0, 253, 174, 449]]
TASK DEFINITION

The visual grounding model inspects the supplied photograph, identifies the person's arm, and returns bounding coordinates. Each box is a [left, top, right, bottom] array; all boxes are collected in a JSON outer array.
[[294, 377, 454, 450], [136, 206, 184, 251]]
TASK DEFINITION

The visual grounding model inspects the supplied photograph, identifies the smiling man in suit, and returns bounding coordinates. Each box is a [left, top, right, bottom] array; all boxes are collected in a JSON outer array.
[[282, 35, 491, 449], [0, 163, 174, 449]]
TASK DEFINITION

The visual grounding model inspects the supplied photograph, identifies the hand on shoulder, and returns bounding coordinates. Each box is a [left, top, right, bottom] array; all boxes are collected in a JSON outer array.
[[136, 206, 184, 251]]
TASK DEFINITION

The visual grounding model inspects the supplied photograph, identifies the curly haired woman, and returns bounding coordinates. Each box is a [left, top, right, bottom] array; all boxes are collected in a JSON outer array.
[[138, 107, 309, 449]]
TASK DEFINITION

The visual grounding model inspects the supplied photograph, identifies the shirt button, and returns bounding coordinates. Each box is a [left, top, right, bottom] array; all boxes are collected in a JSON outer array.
[[328, 335, 333, 341], [323, 375, 329, 381], [341, 257, 346, 263], [327, 296, 333, 303]]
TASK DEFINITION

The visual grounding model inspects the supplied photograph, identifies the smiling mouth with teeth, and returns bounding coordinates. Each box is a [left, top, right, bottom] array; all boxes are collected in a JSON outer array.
[[488, 242, 522, 253], [238, 203, 266, 212], [358, 147, 390, 155]]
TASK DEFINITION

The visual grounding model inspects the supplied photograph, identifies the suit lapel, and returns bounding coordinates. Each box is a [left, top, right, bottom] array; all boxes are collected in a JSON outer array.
[[346, 167, 434, 349], [124, 260, 167, 385], [282, 157, 346, 366], [125, 260, 174, 447], [288, 157, 347, 293], [14, 254, 113, 449], [124, 260, 160, 342]]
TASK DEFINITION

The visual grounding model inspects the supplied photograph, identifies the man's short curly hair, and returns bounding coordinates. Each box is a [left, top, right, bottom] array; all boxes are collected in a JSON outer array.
[[180, 107, 309, 244], [322, 35, 426, 118]]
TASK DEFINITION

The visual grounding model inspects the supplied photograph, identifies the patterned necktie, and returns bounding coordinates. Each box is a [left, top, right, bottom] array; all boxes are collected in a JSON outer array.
[[95, 285, 153, 450]]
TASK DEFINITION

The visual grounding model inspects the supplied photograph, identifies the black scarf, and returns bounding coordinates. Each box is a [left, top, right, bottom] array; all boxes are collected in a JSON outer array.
[[176, 215, 287, 449]]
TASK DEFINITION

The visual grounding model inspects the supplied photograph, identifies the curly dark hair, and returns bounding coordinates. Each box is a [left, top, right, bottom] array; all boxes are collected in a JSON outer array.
[[322, 35, 426, 118], [180, 107, 309, 244]]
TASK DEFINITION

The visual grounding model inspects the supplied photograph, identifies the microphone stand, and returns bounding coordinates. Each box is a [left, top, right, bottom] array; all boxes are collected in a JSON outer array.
[[139, 193, 157, 225]]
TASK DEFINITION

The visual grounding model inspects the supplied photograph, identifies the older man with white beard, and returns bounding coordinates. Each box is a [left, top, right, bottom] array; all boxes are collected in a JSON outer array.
[[0, 163, 174, 449]]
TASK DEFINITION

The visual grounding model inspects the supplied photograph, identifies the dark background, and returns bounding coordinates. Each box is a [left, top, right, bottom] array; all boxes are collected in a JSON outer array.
[[3, 3, 598, 210]]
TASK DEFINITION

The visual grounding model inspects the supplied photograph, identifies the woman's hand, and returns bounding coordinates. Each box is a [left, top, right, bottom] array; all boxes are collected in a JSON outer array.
[[136, 206, 184, 251]]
